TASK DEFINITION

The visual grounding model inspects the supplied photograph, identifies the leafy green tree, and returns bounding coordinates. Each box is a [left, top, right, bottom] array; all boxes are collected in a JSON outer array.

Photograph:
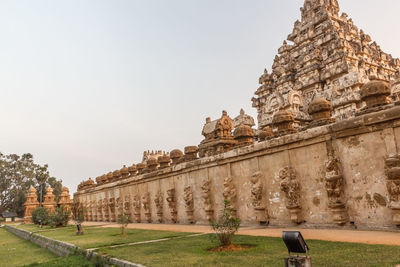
[[49, 206, 70, 228], [0, 152, 64, 217], [32, 207, 50, 225]]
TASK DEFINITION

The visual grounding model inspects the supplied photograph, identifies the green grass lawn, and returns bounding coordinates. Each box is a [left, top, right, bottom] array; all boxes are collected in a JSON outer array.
[[0, 228, 92, 267], [97, 234, 400, 267], [33, 225, 192, 249], [0, 228, 57, 267]]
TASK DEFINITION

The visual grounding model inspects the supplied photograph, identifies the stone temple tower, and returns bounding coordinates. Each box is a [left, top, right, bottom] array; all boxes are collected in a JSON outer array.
[[252, 0, 400, 129]]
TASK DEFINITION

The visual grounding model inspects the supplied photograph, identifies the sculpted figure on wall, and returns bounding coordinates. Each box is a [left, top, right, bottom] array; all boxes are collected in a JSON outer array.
[[133, 195, 141, 223], [325, 155, 349, 225], [385, 154, 400, 226], [201, 179, 214, 221], [184, 186, 195, 224], [250, 171, 268, 223], [97, 200, 103, 221], [116, 197, 123, 221], [124, 195, 131, 221], [109, 198, 116, 222], [223, 176, 237, 217], [166, 188, 178, 223], [279, 166, 302, 224], [82, 202, 88, 221], [142, 193, 151, 223], [154, 191, 164, 223], [102, 198, 109, 222], [87, 201, 92, 221]]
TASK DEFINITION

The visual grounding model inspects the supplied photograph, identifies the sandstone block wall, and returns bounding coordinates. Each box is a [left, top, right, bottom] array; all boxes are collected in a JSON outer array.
[[75, 106, 400, 230]]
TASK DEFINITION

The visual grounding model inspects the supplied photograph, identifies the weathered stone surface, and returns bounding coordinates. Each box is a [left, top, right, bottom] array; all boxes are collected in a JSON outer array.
[[252, 0, 400, 129], [24, 187, 39, 223]]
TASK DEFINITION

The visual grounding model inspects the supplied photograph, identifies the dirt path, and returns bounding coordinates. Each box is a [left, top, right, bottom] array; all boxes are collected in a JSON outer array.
[[83, 222, 400, 246]]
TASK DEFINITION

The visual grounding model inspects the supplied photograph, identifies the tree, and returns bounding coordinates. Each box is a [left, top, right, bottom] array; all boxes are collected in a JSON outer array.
[[117, 213, 130, 236], [0, 152, 64, 217], [211, 200, 241, 247]]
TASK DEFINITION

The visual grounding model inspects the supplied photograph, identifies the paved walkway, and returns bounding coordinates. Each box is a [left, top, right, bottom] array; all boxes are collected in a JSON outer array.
[[83, 222, 400, 246]]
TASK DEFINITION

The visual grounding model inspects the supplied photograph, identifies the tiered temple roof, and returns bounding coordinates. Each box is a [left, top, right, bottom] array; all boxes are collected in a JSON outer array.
[[252, 0, 400, 129]]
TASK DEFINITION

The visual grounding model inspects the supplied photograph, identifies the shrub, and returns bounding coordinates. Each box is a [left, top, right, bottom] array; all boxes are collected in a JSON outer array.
[[117, 213, 130, 236], [49, 205, 70, 227], [210, 199, 241, 247], [32, 207, 49, 225]]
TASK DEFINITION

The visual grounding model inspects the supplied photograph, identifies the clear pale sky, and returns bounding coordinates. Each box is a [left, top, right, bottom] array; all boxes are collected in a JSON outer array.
[[1, 0, 399, 194]]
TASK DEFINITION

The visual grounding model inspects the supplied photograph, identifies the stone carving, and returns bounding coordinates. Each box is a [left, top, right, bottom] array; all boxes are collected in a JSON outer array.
[[158, 154, 171, 169], [223, 176, 237, 217], [113, 170, 122, 182], [201, 179, 214, 221], [120, 165, 130, 179], [90, 200, 96, 221], [198, 111, 236, 157], [58, 187, 72, 215], [97, 200, 103, 221], [233, 109, 255, 147], [357, 77, 393, 115], [24, 187, 39, 223], [308, 97, 335, 127], [279, 167, 302, 224], [272, 108, 297, 136], [184, 186, 195, 224], [77, 178, 95, 191], [154, 191, 164, 223], [109, 198, 116, 222], [124, 195, 131, 221], [385, 154, 400, 226], [170, 149, 184, 165], [183, 146, 198, 161], [101, 198, 108, 221], [166, 188, 178, 223], [142, 193, 151, 222], [43, 187, 56, 214], [146, 158, 159, 173], [116, 197, 123, 220], [128, 164, 137, 176], [325, 155, 349, 225], [136, 163, 146, 175], [250, 172, 267, 223], [258, 126, 274, 141], [391, 75, 400, 103], [252, 0, 400, 129], [133, 195, 141, 223], [86, 201, 92, 221]]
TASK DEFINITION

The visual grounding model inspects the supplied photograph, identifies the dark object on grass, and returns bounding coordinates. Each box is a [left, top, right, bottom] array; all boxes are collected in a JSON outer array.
[[282, 231, 312, 267], [76, 223, 84, 235]]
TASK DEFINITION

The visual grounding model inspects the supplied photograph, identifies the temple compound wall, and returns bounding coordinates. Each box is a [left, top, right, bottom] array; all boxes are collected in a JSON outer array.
[[74, 0, 400, 231], [74, 104, 400, 230]]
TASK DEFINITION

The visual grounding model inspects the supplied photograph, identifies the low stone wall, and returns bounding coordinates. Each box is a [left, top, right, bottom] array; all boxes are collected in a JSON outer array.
[[4, 225, 145, 267]]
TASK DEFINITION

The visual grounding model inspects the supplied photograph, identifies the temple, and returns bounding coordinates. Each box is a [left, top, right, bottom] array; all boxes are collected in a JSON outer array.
[[252, 0, 400, 130], [72, 0, 400, 230]]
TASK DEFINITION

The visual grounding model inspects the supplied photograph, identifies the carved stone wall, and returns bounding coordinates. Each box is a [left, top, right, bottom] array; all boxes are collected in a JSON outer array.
[[154, 191, 163, 223], [385, 154, 400, 226], [184, 186, 195, 224], [166, 188, 178, 223], [279, 167, 302, 224], [325, 151, 349, 225], [75, 96, 400, 231], [201, 179, 214, 221]]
